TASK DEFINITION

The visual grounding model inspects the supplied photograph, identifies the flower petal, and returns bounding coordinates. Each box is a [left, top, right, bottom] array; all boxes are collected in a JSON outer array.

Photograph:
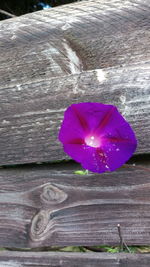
[[63, 144, 107, 173], [58, 102, 137, 173]]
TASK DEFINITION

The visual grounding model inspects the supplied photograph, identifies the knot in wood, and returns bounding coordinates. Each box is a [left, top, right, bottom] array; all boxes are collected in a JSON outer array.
[[40, 184, 68, 204], [30, 210, 49, 241]]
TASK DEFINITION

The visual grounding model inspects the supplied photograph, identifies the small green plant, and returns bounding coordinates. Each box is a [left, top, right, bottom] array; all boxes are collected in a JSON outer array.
[[74, 170, 89, 175]]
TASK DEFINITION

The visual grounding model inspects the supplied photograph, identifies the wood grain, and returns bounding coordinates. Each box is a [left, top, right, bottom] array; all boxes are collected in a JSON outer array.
[[0, 0, 150, 262], [0, 66, 150, 165], [0, 0, 150, 165], [0, 0, 150, 79], [0, 251, 150, 267], [0, 164, 149, 248]]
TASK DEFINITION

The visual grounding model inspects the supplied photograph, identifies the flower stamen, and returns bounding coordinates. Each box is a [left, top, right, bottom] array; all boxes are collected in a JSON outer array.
[[85, 135, 101, 148]]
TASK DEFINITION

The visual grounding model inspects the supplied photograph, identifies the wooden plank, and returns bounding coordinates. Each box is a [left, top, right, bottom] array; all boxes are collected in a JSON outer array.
[[0, 252, 150, 267], [0, 164, 149, 248], [0, 66, 150, 165], [0, 0, 150, 165], [0, 0, 150, 81]]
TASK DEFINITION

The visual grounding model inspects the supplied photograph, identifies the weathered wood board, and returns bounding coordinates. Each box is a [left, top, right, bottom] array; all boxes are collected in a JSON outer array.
[[1, 0, 150, 76], [0, 164, 149, 248], [0, 0, 150, 165], [0, 252, 150, 267], [0, 67, 150, 165], [0, 1, 150, 264]]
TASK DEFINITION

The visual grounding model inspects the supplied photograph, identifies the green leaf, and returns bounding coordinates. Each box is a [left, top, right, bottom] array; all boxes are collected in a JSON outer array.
[[74, 170, 89, 175]]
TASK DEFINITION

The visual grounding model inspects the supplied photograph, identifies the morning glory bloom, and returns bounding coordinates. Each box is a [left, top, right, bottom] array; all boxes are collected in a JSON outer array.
[[59, 102, 137, 173]]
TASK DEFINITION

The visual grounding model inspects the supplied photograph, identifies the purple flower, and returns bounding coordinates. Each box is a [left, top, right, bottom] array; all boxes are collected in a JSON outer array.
[[59, 102, 137, 173]]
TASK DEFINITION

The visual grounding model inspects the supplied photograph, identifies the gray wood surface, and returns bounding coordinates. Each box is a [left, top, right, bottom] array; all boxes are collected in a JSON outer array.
[[1, 0, 150, 75], [0, 252, 150, 267], [0, 0, 150, 165], [0, 164, 149, 248], [0, 67, 150, 165]]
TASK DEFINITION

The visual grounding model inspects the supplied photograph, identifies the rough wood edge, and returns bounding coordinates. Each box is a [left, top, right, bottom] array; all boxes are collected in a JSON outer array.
[[0, 251, 150, 267]]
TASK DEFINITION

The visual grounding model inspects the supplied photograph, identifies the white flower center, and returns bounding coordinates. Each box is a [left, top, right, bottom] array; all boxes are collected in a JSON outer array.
[[85, 135, 101, 148]]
